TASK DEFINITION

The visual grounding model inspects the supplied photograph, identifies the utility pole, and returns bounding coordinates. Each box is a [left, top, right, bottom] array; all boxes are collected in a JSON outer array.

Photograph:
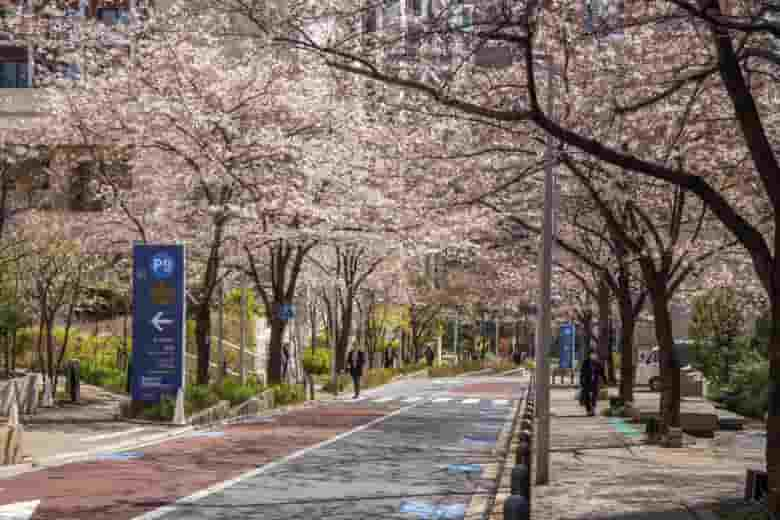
[[535, 56, 557, 486], [495, 315, 500, 358], [239, 275, 247, 384], [454, 312, 460, 362], [217, 279, 225, 386]]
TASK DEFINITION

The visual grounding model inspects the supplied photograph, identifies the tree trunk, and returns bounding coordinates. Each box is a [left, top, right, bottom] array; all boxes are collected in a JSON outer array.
[[10, 327, 16, 372], [194, 303, 211, 385], [267, 317, 287, 385], [46, 321, 56, 390], [767, 290, 780, 513], [335, 295, 353, 373], [597, 276, 611, 380], [618, 298, 637, 404], [646, 277, 680, 432]]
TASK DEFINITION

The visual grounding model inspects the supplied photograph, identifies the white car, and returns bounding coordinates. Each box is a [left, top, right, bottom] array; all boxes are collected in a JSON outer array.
[[636, 342, 694, 392], [636, 347, 663, 391]]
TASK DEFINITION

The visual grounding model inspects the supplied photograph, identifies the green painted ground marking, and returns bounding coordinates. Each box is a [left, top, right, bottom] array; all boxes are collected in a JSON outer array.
[[608, 417, 643, 438]]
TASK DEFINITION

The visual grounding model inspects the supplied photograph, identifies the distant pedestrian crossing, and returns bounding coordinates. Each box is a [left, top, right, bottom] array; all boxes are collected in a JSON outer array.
[[337, 395, 514, 407]]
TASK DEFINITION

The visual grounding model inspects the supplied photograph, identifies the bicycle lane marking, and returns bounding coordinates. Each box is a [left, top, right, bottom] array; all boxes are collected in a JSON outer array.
[[133, 401, 423, 519], [0, 405, 401, 520]]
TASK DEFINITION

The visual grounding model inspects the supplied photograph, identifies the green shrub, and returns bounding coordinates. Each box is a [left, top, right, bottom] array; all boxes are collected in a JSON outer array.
[[523, 359, 536, 370], [398, 361, 426, 375], [428, 361, 486, 378], [322, 374, 351, 393], [723, 351, 769, 419], [270, 383, 305, 406], [186, 384, 216, 411], [302, 348, 332, 375], [213, 377, 260, 406], [364, 368, 395, 388], [143, 395, 175, 421]]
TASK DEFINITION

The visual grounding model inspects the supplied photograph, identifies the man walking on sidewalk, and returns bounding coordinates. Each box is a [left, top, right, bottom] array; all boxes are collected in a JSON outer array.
[[425, 346, 435, 367], [347, 347, 366, 399], [579, 351, 607, 416]]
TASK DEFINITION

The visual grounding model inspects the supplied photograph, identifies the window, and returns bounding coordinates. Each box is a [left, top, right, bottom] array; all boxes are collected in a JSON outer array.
[[584, 0, 624, 39], [448, 2, 474, 32], [407, 0, 422, 17], [363, 5, 377, 33], [96, 7, 129, 25], [69, 159, 130, 212], [0, 45, 30, 88]]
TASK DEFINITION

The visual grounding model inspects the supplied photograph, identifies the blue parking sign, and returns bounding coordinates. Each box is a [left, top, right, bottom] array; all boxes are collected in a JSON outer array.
[[131, 244, 186, 402], [559, 323, 576, 369]]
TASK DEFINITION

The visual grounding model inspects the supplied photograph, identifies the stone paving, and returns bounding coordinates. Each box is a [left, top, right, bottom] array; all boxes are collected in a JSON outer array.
[[531, 388, 759, 520]]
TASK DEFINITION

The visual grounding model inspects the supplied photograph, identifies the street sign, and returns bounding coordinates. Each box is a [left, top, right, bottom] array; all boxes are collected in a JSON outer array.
[[559, 322, 576, 369], [447, 463, 482, 475], [277, 303, 295, 321], [131, 244, 186, 402], [95, 451, 144, 461]]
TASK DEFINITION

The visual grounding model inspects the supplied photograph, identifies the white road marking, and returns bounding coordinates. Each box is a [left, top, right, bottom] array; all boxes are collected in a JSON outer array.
[[132, 403, 422, 520], [402, 396, 424, 403], [80, 427, 148, 443], [461, 398, 480, 404], [0, 499, 40, 520], [372, 397, 394, 403], [493, 399, 510, 406], [432, 397, 452, 403]]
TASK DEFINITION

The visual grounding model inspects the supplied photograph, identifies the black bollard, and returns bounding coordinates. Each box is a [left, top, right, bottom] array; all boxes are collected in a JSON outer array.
[[510, 464, 531, 497], [503, 495, 530, 520]]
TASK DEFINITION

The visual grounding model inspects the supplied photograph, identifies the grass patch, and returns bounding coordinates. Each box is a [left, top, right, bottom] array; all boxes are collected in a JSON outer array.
[[429, 360, 485, 378]]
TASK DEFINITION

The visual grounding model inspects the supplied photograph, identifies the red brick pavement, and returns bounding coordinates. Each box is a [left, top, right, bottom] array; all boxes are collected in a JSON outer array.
[[0, 404, 395, 520]]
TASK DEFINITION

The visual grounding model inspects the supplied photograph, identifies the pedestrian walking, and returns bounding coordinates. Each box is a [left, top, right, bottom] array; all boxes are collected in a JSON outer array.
[[425, 345, 435, 367], [579, 351, 608, 416], [347, 347, 367, 399]]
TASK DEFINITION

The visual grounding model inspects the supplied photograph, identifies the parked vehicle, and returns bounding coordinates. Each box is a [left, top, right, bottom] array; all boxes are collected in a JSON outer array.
[[636, 340, 693, 392]]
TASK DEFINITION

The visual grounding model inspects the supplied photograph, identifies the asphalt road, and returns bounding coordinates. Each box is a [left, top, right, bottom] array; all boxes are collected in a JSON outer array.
[[137, 375, 527, 520], [0, 374, 526, 520]]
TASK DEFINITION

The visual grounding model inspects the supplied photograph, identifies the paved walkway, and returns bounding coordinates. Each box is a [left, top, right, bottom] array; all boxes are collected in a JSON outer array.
[[531, 388, 762, 520], [15, 384, 172, 463]]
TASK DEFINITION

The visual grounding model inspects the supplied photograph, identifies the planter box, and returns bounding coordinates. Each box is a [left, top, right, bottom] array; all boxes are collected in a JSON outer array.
[[0, 425, 23, 465]]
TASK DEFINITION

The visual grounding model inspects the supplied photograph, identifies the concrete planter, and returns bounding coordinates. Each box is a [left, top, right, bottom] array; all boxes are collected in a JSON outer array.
[[0, 425, 23, 465], [188, 400, 231, 427]]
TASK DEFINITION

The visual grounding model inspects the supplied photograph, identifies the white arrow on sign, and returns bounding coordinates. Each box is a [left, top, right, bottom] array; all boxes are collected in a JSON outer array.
[[0, 499, 40, 520], [151, 311, 174, 332]]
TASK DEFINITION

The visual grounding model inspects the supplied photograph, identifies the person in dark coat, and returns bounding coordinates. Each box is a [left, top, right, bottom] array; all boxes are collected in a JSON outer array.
[[347, 348, 367, 399], [425, 346, 435, 367], [579, 351, 608, 416]]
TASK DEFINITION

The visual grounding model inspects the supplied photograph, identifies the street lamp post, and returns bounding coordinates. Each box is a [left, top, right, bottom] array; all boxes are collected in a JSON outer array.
[[534, 55, 558, 486]]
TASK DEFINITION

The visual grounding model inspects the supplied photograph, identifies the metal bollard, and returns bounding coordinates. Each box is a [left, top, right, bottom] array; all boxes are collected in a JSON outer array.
[[504, 495, 531, 520], [515, 442, 530, 465], [511, 464, 531, 497]]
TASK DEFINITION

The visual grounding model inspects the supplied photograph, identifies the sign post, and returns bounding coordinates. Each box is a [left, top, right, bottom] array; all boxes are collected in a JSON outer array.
[[559, 322, 576, 370], [131, 244, 186, 402]]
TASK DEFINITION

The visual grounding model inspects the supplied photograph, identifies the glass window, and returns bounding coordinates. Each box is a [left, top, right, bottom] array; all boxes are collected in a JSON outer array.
[[97, 7, 129, 25], [0, 60, 30, 88], [448, 3, 473, 32]]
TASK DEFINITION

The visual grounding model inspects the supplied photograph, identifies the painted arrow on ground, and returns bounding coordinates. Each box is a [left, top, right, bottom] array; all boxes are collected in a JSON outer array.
[[150, 311, 174, 332], [0, 500, 40, 520]]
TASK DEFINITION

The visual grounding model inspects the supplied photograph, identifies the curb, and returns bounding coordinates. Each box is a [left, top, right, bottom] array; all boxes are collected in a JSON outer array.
[[463, 368, 498, 377], [494, 368, 528, 377], [490, 381, 535, 520], [464, 386, 525, 520]]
